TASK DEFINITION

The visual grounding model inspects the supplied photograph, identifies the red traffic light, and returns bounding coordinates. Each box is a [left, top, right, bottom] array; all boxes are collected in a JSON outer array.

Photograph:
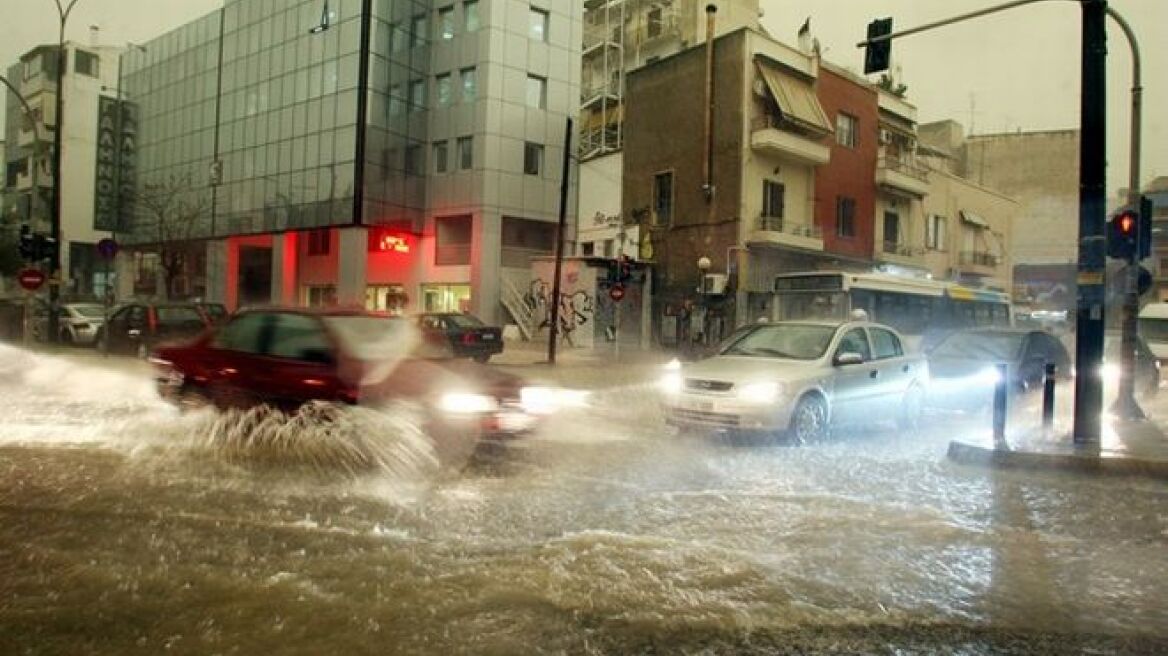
[[1118, 212, 1136, 235]]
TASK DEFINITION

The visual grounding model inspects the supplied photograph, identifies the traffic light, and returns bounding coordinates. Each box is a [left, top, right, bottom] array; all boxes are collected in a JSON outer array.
[[1107, 208, 1138, 260], [619, 255, 632, 283], [36, 234, 56, 262], [1138, 195, 1153, 260], [18, 225, 34, 260], [864, 18, 893, 74]]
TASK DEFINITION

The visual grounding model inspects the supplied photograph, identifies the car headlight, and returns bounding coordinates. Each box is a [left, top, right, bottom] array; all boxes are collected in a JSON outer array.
[[1101, 363, 1120, 383], [658, 372, 683, 395], [438, 392, 497, 414], [663, 358, 682, 371], [518, 386, 591, 415], [737, 381, 781, 403], [975, 367, 1003, 386]]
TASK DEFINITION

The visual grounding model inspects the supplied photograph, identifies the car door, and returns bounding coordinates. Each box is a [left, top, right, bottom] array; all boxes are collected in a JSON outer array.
[[256, 313, 344, 406], [154, 305, 209, 346], [200, 312, 275, 408], [829, 327, 877, 426], [868, 327, 917, 416], [110, 305, 147, 355]]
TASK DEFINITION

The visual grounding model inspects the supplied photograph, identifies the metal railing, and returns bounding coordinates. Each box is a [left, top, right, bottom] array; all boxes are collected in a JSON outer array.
[[959, 250, 1000, 266], [758, 216, 822, 238], [877, 155, 929, 182], [882, 241, 922, 256], [500, 276, 535, 341]]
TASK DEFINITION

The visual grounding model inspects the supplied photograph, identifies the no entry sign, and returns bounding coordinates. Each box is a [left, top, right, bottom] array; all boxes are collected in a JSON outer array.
[[608, 283, 625, 302], [18, 268, 46, 292]]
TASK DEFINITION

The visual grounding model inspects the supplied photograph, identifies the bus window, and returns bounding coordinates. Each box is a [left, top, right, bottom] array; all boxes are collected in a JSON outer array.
[[775, 292, 847, 321]]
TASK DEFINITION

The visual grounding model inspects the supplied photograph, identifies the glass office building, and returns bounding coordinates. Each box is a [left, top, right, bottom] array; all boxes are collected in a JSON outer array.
[[121, 0, 580, 318]]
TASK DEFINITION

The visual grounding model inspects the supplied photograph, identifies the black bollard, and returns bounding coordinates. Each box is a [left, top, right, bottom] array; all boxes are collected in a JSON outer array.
[[993, 363, 1008, 450], [1042, 362, 1057, 430]]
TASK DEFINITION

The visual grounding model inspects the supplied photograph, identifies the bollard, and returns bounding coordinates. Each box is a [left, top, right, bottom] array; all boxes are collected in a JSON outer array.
[[992, 362, 1008, 450], [1042, 362, 1057, 430]]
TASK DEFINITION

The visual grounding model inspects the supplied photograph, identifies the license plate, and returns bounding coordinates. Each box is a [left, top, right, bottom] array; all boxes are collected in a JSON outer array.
[[685, 398, 714, 412], [481, 334, 495, 340]]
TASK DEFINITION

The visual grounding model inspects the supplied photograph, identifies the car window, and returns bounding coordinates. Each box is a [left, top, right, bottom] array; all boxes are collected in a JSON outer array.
[[869, 328, 902, 360], [837, 328, 872, 361], [127, 306, 147, 326], [212, 312, 272, 354], [325, 315, 417, 360], [268, 313, 334, 363], [70, 304, 106, 318], [445, 314, 484, 328], [157, 306, 206, 327], [719, 324, 836, 360], [421, 316, 444, 330], [931, 331, 1024, 361]]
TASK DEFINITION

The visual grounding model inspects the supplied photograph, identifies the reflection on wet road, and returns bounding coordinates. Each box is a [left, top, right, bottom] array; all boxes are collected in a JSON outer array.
[[1, 345, 1166, 654]]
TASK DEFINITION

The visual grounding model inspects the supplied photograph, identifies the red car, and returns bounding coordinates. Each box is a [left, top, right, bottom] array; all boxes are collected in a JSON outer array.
[[150, 308, 552, 441]]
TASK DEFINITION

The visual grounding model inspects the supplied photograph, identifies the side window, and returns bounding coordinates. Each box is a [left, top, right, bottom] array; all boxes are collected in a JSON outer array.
[[869, 328, 903, 360], [212, 313, 271, 354], [837, 328, 871, 361], [268, 313, 334, 363], [157, 306, 206, 328]]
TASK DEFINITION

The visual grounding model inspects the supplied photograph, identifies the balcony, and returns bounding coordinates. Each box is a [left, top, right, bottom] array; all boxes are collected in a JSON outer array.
[[748, 216, 824, 251], [878, 241, 925, 267], [957, 250, 1001, 277], [875, 156, 929, 197], [580, 80, 621, 108], [750, 116, 830, 166]]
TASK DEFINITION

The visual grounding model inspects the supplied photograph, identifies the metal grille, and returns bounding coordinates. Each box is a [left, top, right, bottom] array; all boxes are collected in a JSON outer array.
[[671, 408, 740, 427], [684, 379, 734, 392]]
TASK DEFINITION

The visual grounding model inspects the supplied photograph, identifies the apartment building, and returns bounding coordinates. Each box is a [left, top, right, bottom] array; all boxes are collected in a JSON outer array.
[[118, 0, 581, 322]]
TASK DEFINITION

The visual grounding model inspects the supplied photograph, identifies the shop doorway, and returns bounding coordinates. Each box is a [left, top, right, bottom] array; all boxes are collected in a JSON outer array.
[[420, 283, 471, 313], [238, 246, 273, 308]]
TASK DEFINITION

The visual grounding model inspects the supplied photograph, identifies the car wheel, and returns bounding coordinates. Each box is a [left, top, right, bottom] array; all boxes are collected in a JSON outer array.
[[897, 384, 925, 432], [789, 395, 828, 445], [473, 354, 490, 364]]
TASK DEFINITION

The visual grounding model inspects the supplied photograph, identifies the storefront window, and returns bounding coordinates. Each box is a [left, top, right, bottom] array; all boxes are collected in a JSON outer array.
[[420, 283, 471, 313]]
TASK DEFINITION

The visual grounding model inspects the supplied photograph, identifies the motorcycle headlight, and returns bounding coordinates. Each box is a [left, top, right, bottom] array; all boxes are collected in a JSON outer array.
[[438, 392, 497, 414], [658, 372, 683, 395], [737, 381, 781, 403]]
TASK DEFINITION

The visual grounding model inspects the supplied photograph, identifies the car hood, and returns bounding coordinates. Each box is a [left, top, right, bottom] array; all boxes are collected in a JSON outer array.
[[1145, 341, 1168, 361], [682, 355, 819, 384], [928, 356, 1012, 379]]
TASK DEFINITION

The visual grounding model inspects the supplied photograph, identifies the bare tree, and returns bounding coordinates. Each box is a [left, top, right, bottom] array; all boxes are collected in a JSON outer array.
[[127, 172, 211, 300]]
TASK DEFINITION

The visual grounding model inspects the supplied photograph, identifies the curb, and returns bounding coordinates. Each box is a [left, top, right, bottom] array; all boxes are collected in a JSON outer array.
[[947, 440, 1168, 481]]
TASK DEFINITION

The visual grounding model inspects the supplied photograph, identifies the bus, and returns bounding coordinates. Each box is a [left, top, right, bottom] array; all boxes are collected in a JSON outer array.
[[772, 271, 1012, 350]]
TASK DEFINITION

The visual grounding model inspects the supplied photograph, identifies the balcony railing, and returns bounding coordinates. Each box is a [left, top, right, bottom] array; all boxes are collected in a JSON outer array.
[[758, 216, 822, 238], [959, 250, 1000, 266], [877, 156, 929, 183], [882, 241, 921, 256]]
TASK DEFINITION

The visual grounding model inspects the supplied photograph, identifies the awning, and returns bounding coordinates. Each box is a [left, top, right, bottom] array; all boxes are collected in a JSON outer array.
[[960, 210, 990, 228], [755, 59, 832, 135]]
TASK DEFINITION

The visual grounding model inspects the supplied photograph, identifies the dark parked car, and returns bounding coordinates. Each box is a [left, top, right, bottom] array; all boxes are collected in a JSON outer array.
[[97, 302, 213, 358], [196, 302, 230, 326], [151, 308, 551, 442], [416, 312, 504, 363], [926, 328, 1073, 411]]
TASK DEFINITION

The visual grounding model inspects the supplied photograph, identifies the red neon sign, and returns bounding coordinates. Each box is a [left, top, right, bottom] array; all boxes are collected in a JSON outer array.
[[372, 233, 410, 253]]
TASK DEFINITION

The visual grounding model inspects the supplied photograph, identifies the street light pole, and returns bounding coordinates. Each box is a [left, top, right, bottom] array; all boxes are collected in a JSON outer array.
[[48, 0, 83, 345], [1, 75, 46, 348]]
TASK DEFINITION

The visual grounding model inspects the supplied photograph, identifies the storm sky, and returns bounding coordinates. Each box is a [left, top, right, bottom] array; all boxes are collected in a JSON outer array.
[[3, 0, 1165, 194]]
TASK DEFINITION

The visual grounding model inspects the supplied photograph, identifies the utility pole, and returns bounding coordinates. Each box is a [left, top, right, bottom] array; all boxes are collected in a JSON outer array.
[[48, 0, 84, 345], [547, 117, 573, 365]]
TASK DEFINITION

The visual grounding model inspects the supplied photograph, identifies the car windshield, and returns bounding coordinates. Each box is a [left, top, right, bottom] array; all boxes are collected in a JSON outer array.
[[444, 313, 485, 328], [323, 315, 417, 360], [719, 324, 836, 360], [69, 304, 106, 318], [931, 331, 1025, 361]]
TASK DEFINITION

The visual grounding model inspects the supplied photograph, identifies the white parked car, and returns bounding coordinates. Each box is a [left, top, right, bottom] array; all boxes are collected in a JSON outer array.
[[36, 303, 108, 346], [660, 319, 929, 444]]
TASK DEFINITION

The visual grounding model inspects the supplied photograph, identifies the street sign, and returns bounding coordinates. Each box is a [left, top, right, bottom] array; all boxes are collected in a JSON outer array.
[[608, 283, 625, 302], [96, 237, 119, 260], [18, 268, 46, 291]]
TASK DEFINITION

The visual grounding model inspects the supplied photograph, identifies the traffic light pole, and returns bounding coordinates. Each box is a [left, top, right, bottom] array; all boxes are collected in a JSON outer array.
[[49, 0, 85, 346]]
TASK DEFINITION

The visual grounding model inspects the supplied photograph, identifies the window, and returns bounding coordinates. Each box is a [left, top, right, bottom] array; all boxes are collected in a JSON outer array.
[[647, 7, 663, 38], [457, 136, 473, 169], [603, 239, 614, 257], [389, 84, 403, 115], [580, 242, 595, 256], [268, 313, 333, 363], [74, 49, 99, 77], [762, 180, 785, 219], [460, 67, 477, 102], [212, 312, 271, 353], [391, 23, 406, 52], [438, 6, 456, 40], [305, 285, 337, 308], [409, 79, 425, 110], [411, 14, 427, 47], [836, 112, 858, 148], [306, 229, 331, 256], [436, 73, 452, 107], [653, 171, 673, 225], [433, 140, 449, 173], [405, 144, 423, 175], [523, 142, 543, 175], [436, 215, 473, 265], [927, 214, 947, 250], [883, 211, 900, 251], [526, 75, 546, 109], [529, 7, 549, 42], [464, 0, 480, 32], [869, 328, 903, 360], [836, 196, 856, 237]]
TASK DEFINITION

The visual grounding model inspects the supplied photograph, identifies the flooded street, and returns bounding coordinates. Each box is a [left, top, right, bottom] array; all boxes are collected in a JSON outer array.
[[2, 346, 1167, 654]]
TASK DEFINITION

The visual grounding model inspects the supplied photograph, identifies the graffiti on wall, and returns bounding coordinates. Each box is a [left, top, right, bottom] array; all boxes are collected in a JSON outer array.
[[525, 278, 594, 346]]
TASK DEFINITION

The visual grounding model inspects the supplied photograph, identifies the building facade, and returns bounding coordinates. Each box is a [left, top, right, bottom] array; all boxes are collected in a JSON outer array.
[[3, 42, 122, 298], [119, 0, 581, 322]]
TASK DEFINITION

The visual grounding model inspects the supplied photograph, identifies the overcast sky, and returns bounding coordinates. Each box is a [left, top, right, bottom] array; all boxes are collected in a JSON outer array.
[[3, 0, 1165, 194]]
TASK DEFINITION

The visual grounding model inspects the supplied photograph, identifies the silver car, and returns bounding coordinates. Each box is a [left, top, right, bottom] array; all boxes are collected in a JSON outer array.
[[661, 320, 929, 443], [34, 303, 108, 346]]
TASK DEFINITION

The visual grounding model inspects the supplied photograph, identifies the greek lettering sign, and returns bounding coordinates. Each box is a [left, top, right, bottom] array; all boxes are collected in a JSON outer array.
[[93, 95, 138, 231]]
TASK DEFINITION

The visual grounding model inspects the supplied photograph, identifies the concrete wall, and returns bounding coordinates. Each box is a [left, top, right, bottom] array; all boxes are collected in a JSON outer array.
[[921, 168, 1017, 291]]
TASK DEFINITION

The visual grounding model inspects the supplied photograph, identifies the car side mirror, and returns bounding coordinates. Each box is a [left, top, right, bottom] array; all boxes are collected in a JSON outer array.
[[834, 351, 864, 366]]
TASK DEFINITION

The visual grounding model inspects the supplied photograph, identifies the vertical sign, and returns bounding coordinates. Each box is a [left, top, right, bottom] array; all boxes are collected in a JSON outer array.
[[93, 96, 138, 231]]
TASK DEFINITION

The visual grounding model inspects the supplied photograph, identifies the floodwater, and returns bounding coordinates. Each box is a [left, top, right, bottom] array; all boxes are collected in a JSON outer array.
[[1, 344, 1167, 655]]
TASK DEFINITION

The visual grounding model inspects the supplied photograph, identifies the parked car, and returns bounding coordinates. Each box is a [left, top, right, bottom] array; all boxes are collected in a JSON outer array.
[[96, 302, 213, 358], [47, 302, 108, 346], [416, 312, 504, 363], [150, 308, 554, 442], [196, 302, 230, 326], [926, 328, 1073, 412], [660, 319, 929, 444]]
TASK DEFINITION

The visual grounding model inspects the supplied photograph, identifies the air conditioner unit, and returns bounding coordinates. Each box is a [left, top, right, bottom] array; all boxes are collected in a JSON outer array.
[[878, 128, 892, 145], [701, 273, 728, 295]]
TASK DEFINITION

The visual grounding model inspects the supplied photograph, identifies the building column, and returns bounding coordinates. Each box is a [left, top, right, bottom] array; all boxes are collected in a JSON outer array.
[[204, 239, 228, 305], [337, 227, 368, 306], [270, 232, 298, 305], [113, 251, 135, 301], [470, 211, 501, 323]]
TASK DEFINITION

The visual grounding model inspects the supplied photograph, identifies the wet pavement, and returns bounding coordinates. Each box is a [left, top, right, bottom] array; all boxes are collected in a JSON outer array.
[[2, 344, 1168, 654]]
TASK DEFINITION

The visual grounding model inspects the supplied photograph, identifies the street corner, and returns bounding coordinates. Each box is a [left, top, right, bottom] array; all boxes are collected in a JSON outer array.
[[946, 430, 1168, 481]]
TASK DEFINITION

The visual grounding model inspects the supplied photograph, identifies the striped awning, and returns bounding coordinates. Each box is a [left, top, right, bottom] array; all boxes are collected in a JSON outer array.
[[755, 59, 832, 135]]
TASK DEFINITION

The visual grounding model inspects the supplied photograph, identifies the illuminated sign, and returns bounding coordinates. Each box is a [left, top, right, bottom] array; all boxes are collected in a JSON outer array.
[[370, 232, 410, 253]]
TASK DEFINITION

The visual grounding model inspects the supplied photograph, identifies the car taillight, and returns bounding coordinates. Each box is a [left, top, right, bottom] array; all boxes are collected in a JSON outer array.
[[461, 333, 475, 344]]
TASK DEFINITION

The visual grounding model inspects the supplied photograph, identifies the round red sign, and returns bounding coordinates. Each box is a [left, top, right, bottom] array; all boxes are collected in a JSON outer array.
[[608, 283, 625, 302], [18, 268, 46, 292]]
